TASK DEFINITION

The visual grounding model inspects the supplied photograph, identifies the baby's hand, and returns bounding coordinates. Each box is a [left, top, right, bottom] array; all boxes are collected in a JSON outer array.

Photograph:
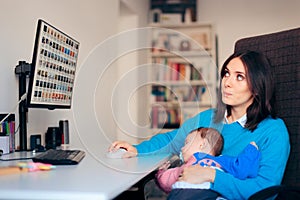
[[250, 141, 259, 150], [158, 161, 171, 170]]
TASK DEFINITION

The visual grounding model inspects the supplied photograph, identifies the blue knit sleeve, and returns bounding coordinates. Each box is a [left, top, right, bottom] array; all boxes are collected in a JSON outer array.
[[134, 109, 216, 156], [214, 143, 261, 179], [134, 129, 178, 155]]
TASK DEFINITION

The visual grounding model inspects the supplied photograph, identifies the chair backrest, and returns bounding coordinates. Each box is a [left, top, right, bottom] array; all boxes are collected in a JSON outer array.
[[234, 28, 300, 187]]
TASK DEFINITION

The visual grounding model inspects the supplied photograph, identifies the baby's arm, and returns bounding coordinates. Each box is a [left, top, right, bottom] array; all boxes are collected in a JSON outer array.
[[156, 165, 184, 193], [156, 155, 197, 193], [215, 142, 261, 180]]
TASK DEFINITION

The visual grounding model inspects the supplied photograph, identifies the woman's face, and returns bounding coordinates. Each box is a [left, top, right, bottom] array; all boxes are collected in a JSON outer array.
[[221, 57, 254, 111]]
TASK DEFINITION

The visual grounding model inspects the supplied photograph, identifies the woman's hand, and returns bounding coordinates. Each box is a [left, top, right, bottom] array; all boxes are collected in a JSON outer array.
[[109, 141, 138, 158], [178, 165, 216, 184]]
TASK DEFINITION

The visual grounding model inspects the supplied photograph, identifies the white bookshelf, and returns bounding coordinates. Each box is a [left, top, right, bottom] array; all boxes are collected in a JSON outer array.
[[148, 23, 218, 130]]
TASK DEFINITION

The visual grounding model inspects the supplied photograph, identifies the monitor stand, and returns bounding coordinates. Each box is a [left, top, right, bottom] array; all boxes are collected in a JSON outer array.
[[15, 61, 31, 151]]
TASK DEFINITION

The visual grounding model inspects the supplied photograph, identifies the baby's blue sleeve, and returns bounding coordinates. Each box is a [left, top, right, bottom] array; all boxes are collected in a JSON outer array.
[[215, 144, 261, 179]]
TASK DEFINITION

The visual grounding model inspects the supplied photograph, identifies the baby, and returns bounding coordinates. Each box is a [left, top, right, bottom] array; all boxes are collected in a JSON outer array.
[[156, 127, 261, 199]]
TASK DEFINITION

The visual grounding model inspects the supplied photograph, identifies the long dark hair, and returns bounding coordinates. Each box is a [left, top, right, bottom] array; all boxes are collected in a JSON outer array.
[[214, 51, 275, 131]]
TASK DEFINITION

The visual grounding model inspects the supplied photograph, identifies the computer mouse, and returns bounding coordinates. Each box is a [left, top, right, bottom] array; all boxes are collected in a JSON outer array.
[[106, 148, 127, 159]]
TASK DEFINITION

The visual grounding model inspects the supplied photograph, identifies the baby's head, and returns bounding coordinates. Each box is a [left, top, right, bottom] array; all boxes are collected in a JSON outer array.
[[181, 127, 224, 162]]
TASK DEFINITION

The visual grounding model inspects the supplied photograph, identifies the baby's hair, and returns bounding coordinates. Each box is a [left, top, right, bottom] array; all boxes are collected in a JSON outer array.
[[195, 127, 224, 156]]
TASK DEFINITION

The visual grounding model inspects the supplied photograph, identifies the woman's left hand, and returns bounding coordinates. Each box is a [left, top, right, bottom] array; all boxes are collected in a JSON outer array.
[[178, 164, 216, 184]]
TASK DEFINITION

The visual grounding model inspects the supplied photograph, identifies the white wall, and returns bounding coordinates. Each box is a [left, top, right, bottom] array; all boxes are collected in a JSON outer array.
[[116, 2, 140, 143], [0, 0, 120, 149], [197, 0, 300, 65], [116, 0, 150, 144]]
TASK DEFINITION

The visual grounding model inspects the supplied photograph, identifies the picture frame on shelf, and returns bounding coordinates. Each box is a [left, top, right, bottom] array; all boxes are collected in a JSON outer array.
[[190, 31, 211, 50]]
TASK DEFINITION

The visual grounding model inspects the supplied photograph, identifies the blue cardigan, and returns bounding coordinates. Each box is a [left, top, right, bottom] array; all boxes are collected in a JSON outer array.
[[135, 109, 290, 199]]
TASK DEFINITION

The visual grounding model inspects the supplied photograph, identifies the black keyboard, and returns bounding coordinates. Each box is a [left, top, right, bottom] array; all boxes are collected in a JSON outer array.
[[32, 149, 86, 165]]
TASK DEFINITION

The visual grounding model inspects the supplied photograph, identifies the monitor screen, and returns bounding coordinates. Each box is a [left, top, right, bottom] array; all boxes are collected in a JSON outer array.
[[27, 19, 80, 109]]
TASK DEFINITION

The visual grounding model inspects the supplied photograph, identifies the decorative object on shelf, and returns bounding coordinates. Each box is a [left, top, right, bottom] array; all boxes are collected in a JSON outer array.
[[190, 32, 210, 50], [150, 8, 162, 23], [184, 8, 192, 24], [179, 40, 191, 51]]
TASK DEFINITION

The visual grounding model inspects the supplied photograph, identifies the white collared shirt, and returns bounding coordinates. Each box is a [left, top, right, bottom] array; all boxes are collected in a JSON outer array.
[[224, 111, 247, 127]]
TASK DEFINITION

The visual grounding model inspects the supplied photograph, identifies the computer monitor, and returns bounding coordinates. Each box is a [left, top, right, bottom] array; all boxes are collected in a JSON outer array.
[[15, 19, 80, 151], [27, 19, 80, 109]]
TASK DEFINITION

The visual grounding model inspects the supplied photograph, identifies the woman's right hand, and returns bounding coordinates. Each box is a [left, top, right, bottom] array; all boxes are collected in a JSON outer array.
[[109, 141, 138, 158]]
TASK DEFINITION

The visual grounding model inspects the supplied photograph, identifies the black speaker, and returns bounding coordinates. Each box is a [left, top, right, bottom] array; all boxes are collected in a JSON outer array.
[[45, 127, 61, 149], [30, 134, 41, 150]]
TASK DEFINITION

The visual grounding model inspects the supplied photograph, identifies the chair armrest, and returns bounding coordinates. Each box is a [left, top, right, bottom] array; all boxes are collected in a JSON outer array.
[[249, 185, 300, 200]]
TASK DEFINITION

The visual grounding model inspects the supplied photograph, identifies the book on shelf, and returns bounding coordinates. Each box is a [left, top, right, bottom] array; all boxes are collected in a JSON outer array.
[[151, 105, 180, 129], [152, 57, 202, 82], [191, 66, 202, 80]]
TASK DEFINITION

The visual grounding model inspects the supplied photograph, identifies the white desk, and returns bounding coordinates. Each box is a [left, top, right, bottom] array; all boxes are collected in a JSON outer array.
[[0, 150, 171, 200]]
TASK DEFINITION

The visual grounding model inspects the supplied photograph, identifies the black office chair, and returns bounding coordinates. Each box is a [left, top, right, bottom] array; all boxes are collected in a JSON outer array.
[[234, 28, 300, 199]]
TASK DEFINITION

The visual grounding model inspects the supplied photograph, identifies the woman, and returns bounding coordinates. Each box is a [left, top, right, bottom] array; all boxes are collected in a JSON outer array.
[[109, 51, 290, 199]]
